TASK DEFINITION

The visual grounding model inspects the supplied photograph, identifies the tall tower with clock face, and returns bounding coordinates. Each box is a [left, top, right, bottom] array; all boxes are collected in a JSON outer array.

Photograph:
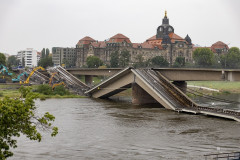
[[156, 11, 174, 39]]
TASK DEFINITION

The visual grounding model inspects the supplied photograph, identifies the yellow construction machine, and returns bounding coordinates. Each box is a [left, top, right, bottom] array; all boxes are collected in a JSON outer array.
[[20, 66, 45, 84], [49, 72, 58, 85], [52, 82, 66, 90]]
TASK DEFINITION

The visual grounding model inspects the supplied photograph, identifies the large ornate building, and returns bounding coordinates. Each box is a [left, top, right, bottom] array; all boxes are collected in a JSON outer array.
[[74, 12, 193, 67]]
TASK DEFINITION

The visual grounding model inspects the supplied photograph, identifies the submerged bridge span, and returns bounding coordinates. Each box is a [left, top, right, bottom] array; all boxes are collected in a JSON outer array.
[[85, 68, 240, 122]]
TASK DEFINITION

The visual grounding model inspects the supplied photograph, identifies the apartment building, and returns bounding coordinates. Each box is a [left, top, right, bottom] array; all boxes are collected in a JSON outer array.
[[52, 47, 76, 67], [17, 48, 38, 67]]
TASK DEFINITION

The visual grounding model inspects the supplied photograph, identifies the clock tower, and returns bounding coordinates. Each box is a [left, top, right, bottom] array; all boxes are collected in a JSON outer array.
[[156, 11, 174, 39]]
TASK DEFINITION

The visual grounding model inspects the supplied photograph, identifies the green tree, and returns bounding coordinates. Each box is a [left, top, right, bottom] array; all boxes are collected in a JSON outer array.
[[133, 54, 145, 68], [46, 48, 50, 57], [0, 86, 58, 159], [38, 56, 53, 68], [220, 47, 240, 68], [119, 50, 130, 67], [0, 53, 6, 65], [173, 57, 185, 67], [151, 56, 169, 67], [41, 48, 46, 59], [22, 57, 25, 67], [110, 51, 119, 68], [86, 56, 103, 68], [62, 58, 69, 68], [193, 48, 214, 67], [7, 56, 20, 68], [229, 47, 240, 54]]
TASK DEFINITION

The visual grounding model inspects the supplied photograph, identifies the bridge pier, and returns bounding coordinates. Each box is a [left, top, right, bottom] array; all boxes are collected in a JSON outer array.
[[172, 81, 187, 93], [132, 83, 158, 105], [85, 75, 93, 86]]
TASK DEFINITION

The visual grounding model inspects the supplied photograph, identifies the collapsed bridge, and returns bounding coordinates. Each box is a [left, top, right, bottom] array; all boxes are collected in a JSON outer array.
[[85, 67, 240, 122], [27, 66, 240, 122]]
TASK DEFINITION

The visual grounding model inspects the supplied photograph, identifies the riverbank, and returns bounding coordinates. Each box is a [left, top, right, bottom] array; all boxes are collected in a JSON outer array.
[[187, 81, 240, 94], [0, 84, 86, 99], [1, 81, 239, 99]]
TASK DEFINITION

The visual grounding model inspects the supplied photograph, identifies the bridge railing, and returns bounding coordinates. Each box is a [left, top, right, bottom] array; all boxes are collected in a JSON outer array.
[[147, 69, 240, 118], [134, 69, 187, 109], [147, 69, 198, 108]]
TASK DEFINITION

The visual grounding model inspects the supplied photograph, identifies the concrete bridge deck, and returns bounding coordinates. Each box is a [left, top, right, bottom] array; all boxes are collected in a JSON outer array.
[[67, 68, 240, 81], [85, 67, 240, 122]]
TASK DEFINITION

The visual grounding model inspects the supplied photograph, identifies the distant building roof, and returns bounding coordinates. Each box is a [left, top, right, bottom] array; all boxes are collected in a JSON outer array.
[[108, 33, 131, 43], [146, 33, 186, 45], [91, 41, 107, 48], [77, 36, 96, 45], [211, 41, 229, 53]]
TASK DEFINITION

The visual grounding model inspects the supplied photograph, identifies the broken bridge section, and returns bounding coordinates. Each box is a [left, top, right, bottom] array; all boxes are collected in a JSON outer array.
[[48, 66, 90, 94], [85, 67, 133, 98], [86, 68, 240, 122], [86, 67, 196, 110]]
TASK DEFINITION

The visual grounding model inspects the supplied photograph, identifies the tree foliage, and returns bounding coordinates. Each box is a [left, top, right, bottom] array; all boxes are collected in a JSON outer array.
[[110, 51, 119, 68], [173, 57, 185, 67], [133, 54, 150, 68], [38, 56, 53, 68], [193, 48, 214, 67], [41, 48, 46, 59], [36, 84, 69, 96], [0, 53, 6, 66], [7, 56, 20, 68], [53, 85, 70, 96], [22, 57, 25, 67], [0, 86, 58, 159], [46, 48, 50, 57], [220, 47, 240, 69], [119, 50, 130, 67], [151, 56, 169, 67], [86, 56, 103, 68]]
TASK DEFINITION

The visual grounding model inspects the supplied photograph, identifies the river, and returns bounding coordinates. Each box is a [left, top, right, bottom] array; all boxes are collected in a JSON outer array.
[[9, 95, 240, 160]]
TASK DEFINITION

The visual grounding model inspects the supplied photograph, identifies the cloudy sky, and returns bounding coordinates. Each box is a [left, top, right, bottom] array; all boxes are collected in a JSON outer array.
[[0, 0, 239, 55]]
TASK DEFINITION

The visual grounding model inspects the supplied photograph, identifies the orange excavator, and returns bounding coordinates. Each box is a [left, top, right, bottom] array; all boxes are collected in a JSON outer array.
[[49, 72, 58, 85], [52, 82, 66, 90], [49, 72, 66, 90]]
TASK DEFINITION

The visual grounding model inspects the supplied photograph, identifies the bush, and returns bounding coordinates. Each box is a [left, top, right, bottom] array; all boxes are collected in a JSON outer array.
[[35, 84, 70, 96], [53, 85, 69, 96], [36, 84, 52, 95]]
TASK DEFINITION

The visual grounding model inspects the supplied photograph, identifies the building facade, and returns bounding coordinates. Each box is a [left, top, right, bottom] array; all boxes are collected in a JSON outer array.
[[76, 12, 193, 67], [17, 48, 38, 67], [52, 47, 76, 67]]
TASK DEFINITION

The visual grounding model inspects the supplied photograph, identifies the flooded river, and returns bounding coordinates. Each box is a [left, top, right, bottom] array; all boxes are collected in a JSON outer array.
[[10, 96, 240, 160]]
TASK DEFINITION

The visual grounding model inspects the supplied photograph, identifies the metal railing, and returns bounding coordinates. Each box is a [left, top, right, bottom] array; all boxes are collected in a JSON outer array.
[[204, 152, 240, 160]]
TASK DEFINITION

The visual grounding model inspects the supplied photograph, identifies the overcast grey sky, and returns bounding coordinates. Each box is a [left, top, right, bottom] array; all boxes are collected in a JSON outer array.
[[0, 0, 239, 55]]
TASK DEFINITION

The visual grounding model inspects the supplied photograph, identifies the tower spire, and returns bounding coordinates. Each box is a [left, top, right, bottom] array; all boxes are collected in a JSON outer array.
[[165, 10, 167, 18]]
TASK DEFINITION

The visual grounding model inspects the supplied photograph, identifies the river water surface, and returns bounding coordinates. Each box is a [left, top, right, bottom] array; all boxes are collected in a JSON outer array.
[[10, 96, 240, 160]]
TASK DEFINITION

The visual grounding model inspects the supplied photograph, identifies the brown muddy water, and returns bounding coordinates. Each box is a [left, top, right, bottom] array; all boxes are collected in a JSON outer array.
[[9, 96, 240, 160]]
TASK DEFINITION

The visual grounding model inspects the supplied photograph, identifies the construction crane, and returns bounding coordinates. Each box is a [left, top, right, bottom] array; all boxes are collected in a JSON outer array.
[[20, 66, 45, 84], [52, 82, 66, 90], [12, 72, 28, 83], [49, 72, 58, 85]]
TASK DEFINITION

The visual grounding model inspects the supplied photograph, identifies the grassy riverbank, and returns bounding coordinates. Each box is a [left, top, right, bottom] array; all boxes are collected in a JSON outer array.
[[0, 84, 86, 99], [187, 81, 240, 93], [1, 81, 239, 100]]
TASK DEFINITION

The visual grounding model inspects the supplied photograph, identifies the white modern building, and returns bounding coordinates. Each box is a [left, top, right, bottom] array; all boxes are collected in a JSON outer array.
[[17, 48, 38, 67]]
